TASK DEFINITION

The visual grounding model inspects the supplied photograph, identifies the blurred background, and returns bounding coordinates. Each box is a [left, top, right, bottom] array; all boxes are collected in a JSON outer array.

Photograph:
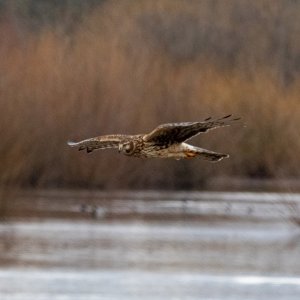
[[0, 0, 299, 190], [0, 1, 300, 299]]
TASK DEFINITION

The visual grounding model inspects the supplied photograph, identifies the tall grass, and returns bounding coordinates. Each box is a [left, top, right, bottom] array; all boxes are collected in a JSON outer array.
[[0, 0, 300, 190]]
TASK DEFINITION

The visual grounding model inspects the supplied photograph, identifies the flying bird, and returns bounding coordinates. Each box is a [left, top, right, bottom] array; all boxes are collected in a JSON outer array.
[[68, 115, 240, 162]]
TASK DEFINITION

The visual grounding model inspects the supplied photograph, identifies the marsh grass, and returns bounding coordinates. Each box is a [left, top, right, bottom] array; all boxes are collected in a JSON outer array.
[[0, 0, 300, 190]]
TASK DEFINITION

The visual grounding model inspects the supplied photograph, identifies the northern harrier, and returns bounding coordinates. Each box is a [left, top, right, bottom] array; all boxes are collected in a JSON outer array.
[[68, 115, 240, 162]]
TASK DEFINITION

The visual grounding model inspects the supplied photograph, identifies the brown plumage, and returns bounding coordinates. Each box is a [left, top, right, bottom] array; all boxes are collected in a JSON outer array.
[[68, 115, 240, 162]]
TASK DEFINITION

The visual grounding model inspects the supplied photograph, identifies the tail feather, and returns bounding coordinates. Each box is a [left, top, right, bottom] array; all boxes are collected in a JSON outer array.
[[185, 145, 229, 162], [200, 151, 229, 162]]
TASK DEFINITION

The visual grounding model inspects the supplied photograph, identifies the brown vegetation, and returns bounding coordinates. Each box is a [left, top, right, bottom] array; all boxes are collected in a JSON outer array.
[[0, 0, 300, 190]]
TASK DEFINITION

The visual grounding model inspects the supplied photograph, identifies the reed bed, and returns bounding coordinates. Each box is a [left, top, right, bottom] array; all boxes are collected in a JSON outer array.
[[0, 0, 299, 190]]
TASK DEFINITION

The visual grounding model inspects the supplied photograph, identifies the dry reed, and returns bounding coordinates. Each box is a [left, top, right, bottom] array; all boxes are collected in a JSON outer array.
[[0, 0, 299, 190]]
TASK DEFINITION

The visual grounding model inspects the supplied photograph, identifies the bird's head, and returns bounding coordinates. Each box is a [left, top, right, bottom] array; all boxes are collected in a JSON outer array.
[[119, 141, 136, 156]]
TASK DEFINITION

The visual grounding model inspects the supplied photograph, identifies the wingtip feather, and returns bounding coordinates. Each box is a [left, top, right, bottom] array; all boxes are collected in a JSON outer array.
[[67, 141, 78, 147], [222, 114, 232, 119]]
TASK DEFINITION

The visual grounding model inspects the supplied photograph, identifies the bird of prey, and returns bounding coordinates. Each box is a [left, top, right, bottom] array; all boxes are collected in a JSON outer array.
[[68, 115, 240, 162]]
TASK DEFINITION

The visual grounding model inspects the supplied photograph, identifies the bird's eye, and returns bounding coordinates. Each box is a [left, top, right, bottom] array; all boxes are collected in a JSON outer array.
[[125, 145, 131, 152], [123, 141, 135, 155]]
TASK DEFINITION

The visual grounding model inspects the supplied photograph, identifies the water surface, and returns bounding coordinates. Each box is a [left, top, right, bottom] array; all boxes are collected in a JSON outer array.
[[0, 190, 300, 299]]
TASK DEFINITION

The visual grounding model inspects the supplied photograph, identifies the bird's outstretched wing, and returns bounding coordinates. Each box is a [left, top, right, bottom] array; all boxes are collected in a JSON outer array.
[[143, 115, 240, 145], [67, 135, 128, 153]]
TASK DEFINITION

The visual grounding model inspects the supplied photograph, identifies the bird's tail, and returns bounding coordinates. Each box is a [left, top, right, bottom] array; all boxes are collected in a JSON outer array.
[[198, 150, 229, 162], [185, 146, 229, 162]]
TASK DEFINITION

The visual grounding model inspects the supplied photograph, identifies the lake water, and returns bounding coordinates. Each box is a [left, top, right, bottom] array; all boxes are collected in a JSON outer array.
[[0, 190, 300, 299]]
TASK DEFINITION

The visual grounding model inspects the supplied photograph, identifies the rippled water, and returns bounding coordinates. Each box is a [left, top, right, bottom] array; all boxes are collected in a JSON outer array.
[[0, 191, 300, 299], [1, 269, 300, 300]]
